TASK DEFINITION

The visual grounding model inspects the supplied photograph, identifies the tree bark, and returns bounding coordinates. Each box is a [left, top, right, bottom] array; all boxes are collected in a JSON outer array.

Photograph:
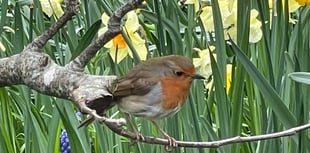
[[0, 0, 144, 128]]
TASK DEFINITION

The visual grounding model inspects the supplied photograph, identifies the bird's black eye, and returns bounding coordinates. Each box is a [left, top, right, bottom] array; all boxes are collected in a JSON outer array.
[[175, 71, 184, 76]]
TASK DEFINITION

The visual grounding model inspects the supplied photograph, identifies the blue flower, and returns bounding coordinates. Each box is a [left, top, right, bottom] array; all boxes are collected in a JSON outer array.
[[76, 111, 82, 121], [60, 129, 71, 153]]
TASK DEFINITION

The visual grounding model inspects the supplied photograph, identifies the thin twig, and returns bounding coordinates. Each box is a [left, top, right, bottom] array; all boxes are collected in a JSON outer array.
[[102, 122, 310, 148], [66, 0, 144, 71]]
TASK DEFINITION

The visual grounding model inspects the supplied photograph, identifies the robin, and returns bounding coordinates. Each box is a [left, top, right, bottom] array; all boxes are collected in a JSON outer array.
[[79, 55, 205, 146]]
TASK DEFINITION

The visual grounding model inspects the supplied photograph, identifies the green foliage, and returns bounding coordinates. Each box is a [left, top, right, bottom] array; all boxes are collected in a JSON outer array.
[[1, 0, 310, 153]]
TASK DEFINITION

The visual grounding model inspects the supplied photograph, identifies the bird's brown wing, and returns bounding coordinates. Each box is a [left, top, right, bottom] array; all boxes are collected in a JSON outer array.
[[110, 57, 170, 97], [110, 64, 159, 97], [111, 72, 160, 97]]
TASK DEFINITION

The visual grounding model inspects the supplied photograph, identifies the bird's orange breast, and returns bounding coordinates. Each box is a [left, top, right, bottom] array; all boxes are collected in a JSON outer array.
[[160, 77, 192, 110]]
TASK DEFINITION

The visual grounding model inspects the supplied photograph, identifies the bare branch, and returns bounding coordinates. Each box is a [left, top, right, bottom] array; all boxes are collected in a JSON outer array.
[[100, 121, 310, 148], [24, 0, 79, 50], [66, 0, 145, 72], [0, 48, 118, 124]]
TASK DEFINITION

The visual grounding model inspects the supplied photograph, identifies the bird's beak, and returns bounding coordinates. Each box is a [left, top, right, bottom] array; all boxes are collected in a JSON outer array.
[[192, 73, 205, 80]]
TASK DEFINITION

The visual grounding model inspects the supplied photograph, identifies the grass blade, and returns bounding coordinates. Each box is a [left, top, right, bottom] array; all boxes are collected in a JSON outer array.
[[230, 39, 296, 128]]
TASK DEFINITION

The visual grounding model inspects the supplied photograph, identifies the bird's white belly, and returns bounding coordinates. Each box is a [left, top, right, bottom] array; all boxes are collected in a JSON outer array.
[[117, 83, 180, 120]]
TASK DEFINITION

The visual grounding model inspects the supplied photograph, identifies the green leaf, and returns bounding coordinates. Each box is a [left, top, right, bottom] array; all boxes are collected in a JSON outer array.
[[141, 10, 183, 54], [230, 39, 296, 128], [71, 20, 102, 60], [211, 0, 227, 77], [209, 48, 230, 139], [13, 4, 24, 53], [289, 72, 310, 85], [0, 0, 8, 35]]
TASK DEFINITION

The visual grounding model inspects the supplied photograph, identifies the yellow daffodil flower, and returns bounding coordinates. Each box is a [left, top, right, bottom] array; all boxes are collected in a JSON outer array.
[[225, 7, 262, 43], [269, 0, 300, 12], [193, 47, 232, 93], [289, 0, 302, 11], [226, 64, 232, 93], [200, 0, 230, 32], [98, 11, 147, 64], [39, 0, 64, 18], [295, 0, 310, 5], [269, 0, 300, 23], [200, 0, 262, 43], [193, 46, 216, 80], [248, 10, 262, 43]]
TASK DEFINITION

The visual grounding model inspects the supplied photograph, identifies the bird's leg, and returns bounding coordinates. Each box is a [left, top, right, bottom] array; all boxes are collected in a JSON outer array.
[[124, 113, 145, 141], [151, 120, 177, 147]]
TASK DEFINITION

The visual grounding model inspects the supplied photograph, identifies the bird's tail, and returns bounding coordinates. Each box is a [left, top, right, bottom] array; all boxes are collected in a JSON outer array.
[[78, 116, 95, 128], [77, 95, 115, 128]]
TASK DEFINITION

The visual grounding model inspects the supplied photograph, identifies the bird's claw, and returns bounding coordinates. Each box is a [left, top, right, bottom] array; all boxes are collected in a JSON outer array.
[[129, 131, 145, 144], [169, 137, 177, 147], [129, 128, 145, 143], [166, 136, 177, 147], [134, 132, 145, 141], [163, 136, 177, 152]]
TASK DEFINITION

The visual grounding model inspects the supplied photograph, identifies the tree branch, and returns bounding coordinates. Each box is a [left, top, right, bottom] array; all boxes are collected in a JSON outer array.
[[0, 0, 126, 126], [66, 0, 145, 72], [102, 121, 310, 148]]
